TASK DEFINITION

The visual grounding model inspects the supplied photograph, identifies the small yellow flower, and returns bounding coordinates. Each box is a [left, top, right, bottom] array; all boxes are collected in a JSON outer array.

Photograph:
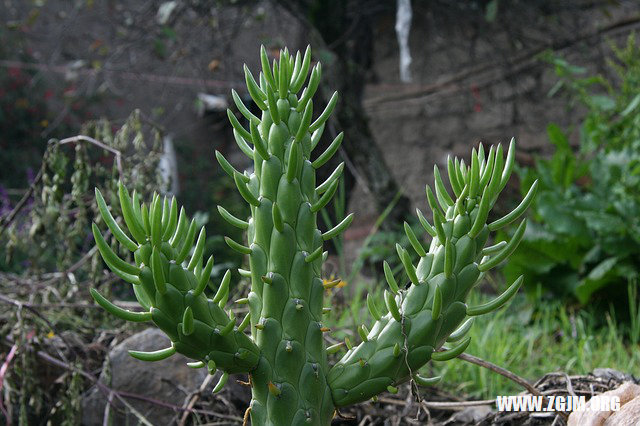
[[323, 275, 347, 290], [46, 331, 55, 339], [15, 98, 29, 108]]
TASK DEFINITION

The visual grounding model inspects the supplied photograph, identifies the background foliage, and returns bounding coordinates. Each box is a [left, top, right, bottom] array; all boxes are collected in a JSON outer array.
[[505, 35, 640, 316]]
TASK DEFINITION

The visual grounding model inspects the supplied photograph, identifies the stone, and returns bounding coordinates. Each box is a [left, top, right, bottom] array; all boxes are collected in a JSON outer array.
[[81, 328, 207, 426], [592, 368, 635, 383], [567, 382, 640, 426], [604, 395, 640, 426]]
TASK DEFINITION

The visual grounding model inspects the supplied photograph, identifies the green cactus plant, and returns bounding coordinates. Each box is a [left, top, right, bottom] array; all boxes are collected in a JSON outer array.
[[89, 46, 537, 425]]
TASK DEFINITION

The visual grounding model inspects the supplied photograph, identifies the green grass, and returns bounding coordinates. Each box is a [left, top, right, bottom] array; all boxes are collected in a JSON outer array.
[[327, 281, 640, 400]]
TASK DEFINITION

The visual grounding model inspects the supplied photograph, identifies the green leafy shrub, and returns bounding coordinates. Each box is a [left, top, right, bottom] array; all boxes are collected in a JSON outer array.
[[505, 35, 640, 309]]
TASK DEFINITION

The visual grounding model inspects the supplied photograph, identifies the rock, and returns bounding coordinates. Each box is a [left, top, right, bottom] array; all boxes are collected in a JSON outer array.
[[444, 405, 493, 424], [81, 328, 207, 426], [592, 368, 635, 383], [567, 382, 640, 426], [604, 395, 640, 426]]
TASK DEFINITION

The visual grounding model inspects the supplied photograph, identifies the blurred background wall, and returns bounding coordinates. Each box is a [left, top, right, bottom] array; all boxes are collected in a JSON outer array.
[[1, 0, 638, 249]]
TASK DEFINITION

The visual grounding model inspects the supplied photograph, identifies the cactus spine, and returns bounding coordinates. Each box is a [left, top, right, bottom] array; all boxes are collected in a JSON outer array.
[[90, 46, 537, 425]]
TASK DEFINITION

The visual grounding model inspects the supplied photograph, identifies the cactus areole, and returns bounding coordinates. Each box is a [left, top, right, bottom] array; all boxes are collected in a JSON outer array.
[[90, 46, 537, 425]]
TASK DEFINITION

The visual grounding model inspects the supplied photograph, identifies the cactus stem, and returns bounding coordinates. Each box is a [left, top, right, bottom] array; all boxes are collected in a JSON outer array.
[[432, 210, 447, 244], [213, 372, 229, 393], [310, 179, 339, 213], [447, 318, 475, 342], [469, 149, 480, 199], [237, 313, 251, 332], [187, 227, 206, 271], [499, 138, 516, 191], [187, 361, 205, 369], [118, 183, 147, 244], [235, 297, 249, 304], [345, 336, 353, 350], [425, 185, 444, 217], [467, 276, 524, 316], [224, 236, 252, 255], [90, 288, 151, 322], [447, 156, 462, 197], [322, 213, 354, 241], [488, 180, 538, 231], [455, 184, 469, 216], [266, 86, 280, 124], [316, 162, 345, 194], [271, 202, 284, 232], [162, 197, 178, 241], [217, 206, 249, 230], [326, 342, 344, 354], [479, 145, 495, 188], [215, 150, 248, 181], [413, 374, 441, 386], [431, 337, 471, 361], [286, 141, 300, 183], [260, 45, 276, 89], [220, 317, 236, 336], [397, 244, 419, 285], [233, 172, 260, 207], [297, 64, 321, 111], [433, 165, 454, 208], [261, 274, 273, 285], [250, 121, 270, 161], [182, 307, 195, 335], [432, 285, 442, 320], [305, 246, 323, 263], [295, 100, 314, 142], [290, 45, 311, 93], [169, 207, 187, 248], [175, 220, 197, 264], [478, 220, 527, 272], [129, 345, 176, 362], [481, 241, 507, 256], [95, 188, 138, 252], [444, 239, 453, 279], [92, 224, 141, 282], [312, 132, 344, 169], [231, 89, 260, 125], [383, 261, 400, 294], [310, 123, 325, 151], [229, 123, 254, 158], [468, 186, 491, 238], [384, 290, 402, 322], [393, 343, 401, 357], [357, 324, 369, 342], [404, 221, 427, 257], [367, 294, 382, 321], [212, 270, 232, 304], [151, 247, 167, 294], [309, 91, 338, 133]]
